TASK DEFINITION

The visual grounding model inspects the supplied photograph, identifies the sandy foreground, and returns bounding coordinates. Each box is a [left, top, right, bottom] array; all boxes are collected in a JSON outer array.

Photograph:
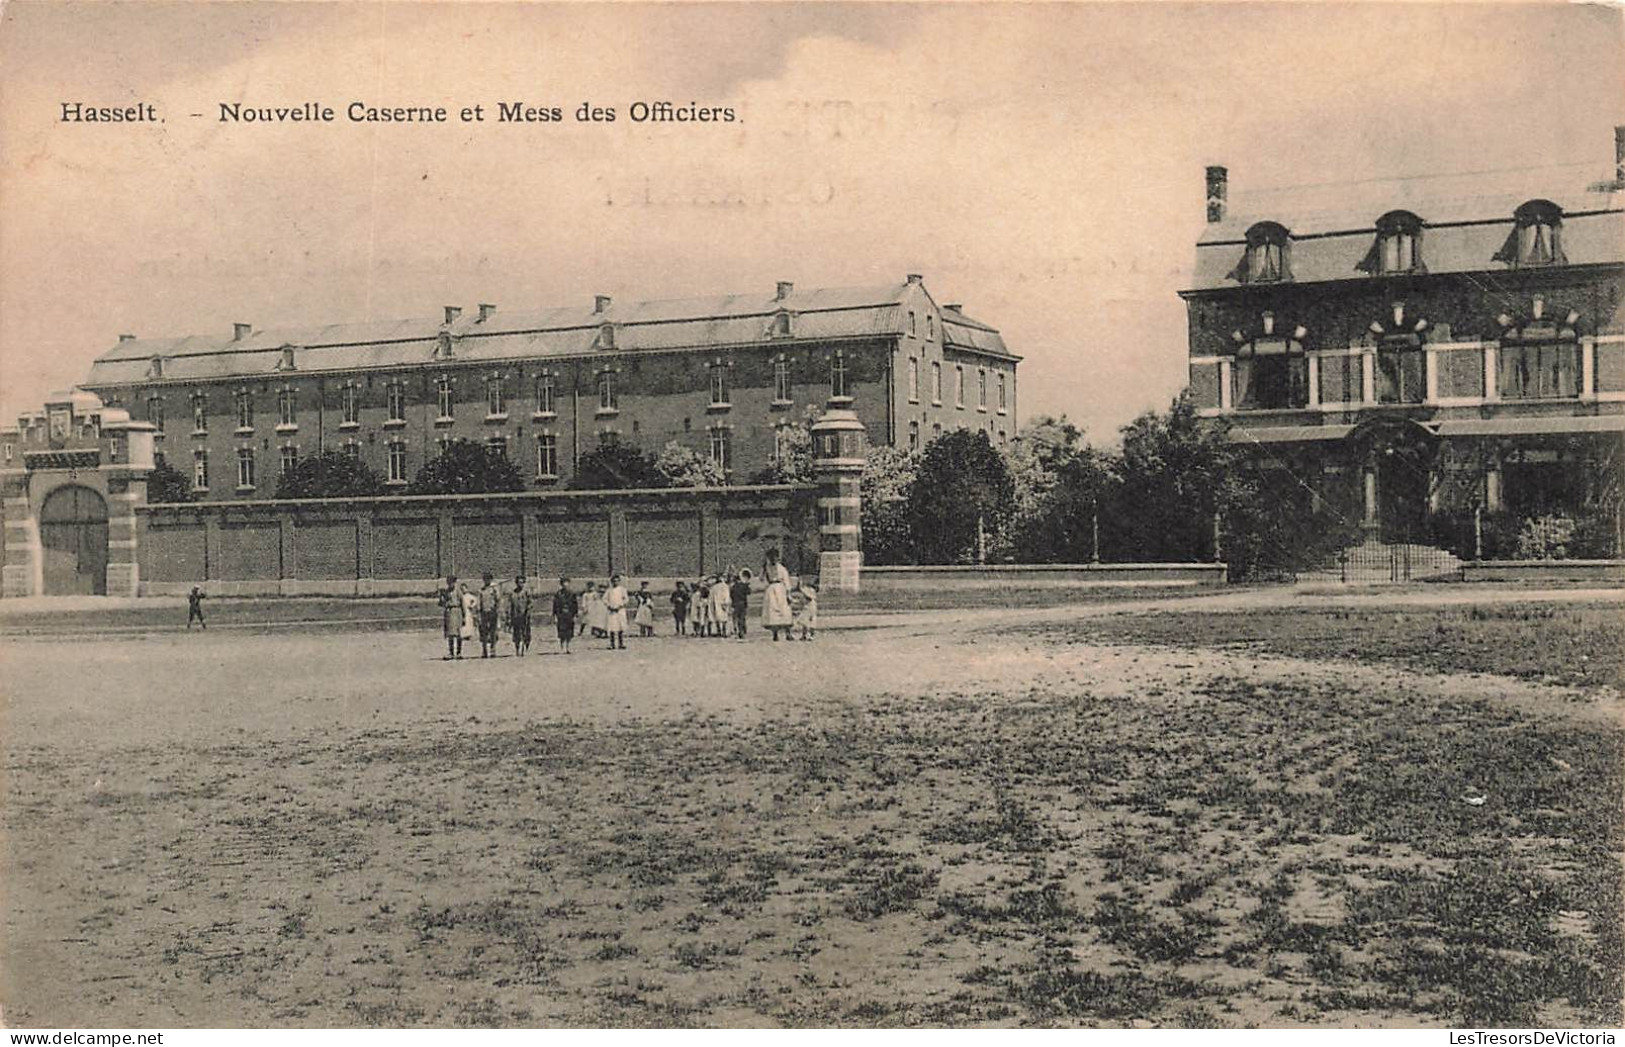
[[1, 591, 1620, 1027]]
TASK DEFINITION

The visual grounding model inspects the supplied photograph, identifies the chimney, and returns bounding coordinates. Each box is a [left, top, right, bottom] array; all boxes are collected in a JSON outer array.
[[233, 322, 252, 341], [1615, 125, 1624, 187], [477, 303, 497, 322], [1206, 165, 1228, 223], [906, 273, 923, 285], [775, 281, 794, 301], [443, 306, 462, 325], [118, 333, 136, 342], [594, 294, 612, 314]]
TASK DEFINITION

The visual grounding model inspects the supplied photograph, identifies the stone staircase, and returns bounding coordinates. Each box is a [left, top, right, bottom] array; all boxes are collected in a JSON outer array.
[[1296, 537, 1465, 584]]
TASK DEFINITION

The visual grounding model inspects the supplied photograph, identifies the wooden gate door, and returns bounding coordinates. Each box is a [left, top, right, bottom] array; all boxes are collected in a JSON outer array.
[[38, 486, 109, 595]]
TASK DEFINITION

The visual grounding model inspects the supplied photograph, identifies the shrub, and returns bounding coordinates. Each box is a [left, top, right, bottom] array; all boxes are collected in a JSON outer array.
[[407, 439, 525, 495], [145, 456, 196, 504], [567, 441, 666, 491], [274, 450, 386, 499]]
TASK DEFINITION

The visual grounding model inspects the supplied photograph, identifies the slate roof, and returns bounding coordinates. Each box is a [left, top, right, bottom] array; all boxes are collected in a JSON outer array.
[[85, 281, 1013, 387], [1188, 173, 1625, 292]]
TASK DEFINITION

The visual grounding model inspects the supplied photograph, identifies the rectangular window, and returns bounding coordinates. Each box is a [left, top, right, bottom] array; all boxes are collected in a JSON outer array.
[[236, 447, 256, 489], [932, 362, 942, 404], [435, 434, 451, 457], [909, 311, 917, 336], [192, 394, 207, 434], [387, 441, 407, 483], [341, 384, 361, 425], [908, 420, 920, 451], [932, 422, 942, 439], [192, 450, 208, 490], [280, 445, 298, 475], [487, 374, 506, 417], [908, 358, 919, 402], [387, 382, 406, 422], [774, 358, 792, 402], [598, 371, 617, 411], [486, 435, 508, 459], [236, 390, 254, 430], [830, 352, 848, 399], [277, 388, 297, 428], [1499, 342, 1580, 400], [927, 315, 935, 341], [147, 397, 165, 433], [711, 363, 730, 405], [598, 430, 619, 447], [537, 433, 558, 478], [436, 376, 454, 419], [955, 365, 965, 407], [710, 427, 732, 472], [1376, 345, 1426, 405], [344, 441, 360, 460], [1233, 353, 1309, 410], [978, 369, 987, 409], [535, 373, 556, 415], [998, 372, 1008, 412]]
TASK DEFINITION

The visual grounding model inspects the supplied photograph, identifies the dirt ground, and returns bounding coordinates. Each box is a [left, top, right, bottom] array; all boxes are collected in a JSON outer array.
[[1, 588, 1621, 1027]]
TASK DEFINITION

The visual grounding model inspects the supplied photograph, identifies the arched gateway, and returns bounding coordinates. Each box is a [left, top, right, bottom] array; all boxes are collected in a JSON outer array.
[[38, 485, 110, 595]]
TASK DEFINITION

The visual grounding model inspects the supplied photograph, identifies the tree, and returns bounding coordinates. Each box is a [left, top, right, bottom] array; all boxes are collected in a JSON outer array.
[[860, 445, 918, 565], [748, 408, 818, 485], [655, 440, 727, 487], [407, 439, 525, 495], [146, 456, 196, 504], [1106, 393, 1238, 563], [274, 450, 386, 499], [907, 429, 1014, 564], [567, 441, 667, 490]]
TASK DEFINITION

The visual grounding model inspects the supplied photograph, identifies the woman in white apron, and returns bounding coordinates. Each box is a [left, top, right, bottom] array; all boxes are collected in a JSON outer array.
[[458, 583, 478, 655], [761, 549, 793, 641]]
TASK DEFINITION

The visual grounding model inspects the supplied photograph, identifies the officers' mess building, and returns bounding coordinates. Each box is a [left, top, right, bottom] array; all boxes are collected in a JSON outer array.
[[1181, 130, 1625, 543], [62, 275, 1017, 499]]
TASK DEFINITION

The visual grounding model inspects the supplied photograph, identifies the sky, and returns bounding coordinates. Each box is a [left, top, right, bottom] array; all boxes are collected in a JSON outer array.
[[1, 1, 1622, 441]]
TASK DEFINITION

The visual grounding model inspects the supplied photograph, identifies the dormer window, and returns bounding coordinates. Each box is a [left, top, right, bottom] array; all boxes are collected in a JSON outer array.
[[598, 323, 617, 350], [148, 356, 165, 379], [772, 311, 792, 337], [1240, 222, 1291, 284], [1495, 200, 1566, 269], [1362, 211, 1425, 275]]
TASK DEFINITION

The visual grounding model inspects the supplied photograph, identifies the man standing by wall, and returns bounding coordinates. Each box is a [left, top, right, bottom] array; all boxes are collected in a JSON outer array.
[[507, 575, 533, 657], [478, 572, 502, 658]]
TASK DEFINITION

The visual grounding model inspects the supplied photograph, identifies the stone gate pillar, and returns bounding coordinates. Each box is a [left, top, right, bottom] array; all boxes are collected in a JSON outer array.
[[101, 418, 156, 597], [810, 404, 866, 593], [1, 469, 42, 598]]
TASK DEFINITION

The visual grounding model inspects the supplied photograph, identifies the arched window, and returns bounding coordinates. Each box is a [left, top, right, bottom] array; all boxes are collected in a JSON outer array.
[[1360, 211, 1425, 275], [1496, 296, 1581, 400], [1495, 200, 1566, 269], [1231, 312, 1308, 410], [1240, 222, 1291, 284]]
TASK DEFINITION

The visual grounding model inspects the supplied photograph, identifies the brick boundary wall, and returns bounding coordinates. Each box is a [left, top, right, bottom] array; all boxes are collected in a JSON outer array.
[[859, 563, 1230, 591], [137, 485, 819, 596], [1458, 559, 1625, 583]]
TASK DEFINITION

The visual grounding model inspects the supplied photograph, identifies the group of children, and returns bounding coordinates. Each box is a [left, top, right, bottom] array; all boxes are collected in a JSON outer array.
[[435, 560, 817, 660]]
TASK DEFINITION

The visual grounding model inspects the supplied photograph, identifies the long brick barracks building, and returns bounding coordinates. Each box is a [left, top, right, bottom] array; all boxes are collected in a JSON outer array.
[[66, 275, 1018, 498], [1182, 130, 1625, 541]]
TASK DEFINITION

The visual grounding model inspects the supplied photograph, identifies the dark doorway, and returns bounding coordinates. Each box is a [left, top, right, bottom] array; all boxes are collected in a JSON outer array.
[[1376, 445, 1431, 542], [39, 486, 109, 595]]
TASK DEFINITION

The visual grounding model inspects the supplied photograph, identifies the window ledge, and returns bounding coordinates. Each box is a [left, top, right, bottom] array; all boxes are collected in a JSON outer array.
[[338, 421, 361, 431], [385, 479, 408, 488], [191, 429, 209, 438], [930, 399, 942, 407], [275, 423, 299, 434], [828, 395, 854, 407], [596, 407, 620, 418], [707, 401, 733, 412], [191, 486, 209, 494], [434, 415, 455, 427], [977, 406, 988, 414], [770, 399, 794, 409], [535, 473, 560, 483], [484, 413, 509, 424], [906, 397, 919, 405], [996, 408, 1008, 416], [235, 485, 256, 494], [532, 411, 558, 422], [383, 418, 407, 429], [234, 427, 255, 436]]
